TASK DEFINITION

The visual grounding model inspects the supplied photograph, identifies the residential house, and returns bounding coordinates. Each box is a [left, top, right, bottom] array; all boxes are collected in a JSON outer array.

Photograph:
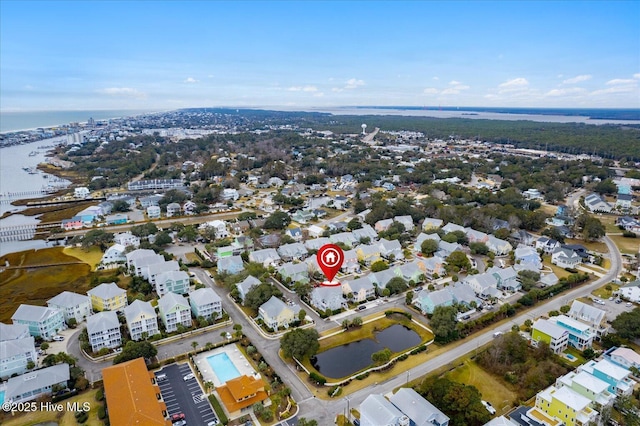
[[189, 288, 222, 320], [307, 224, 325, 238], [158, 293, 192, 332], [4, 364, 70, 404], [379, 238, 404, 261], [422, 217, 444, 231], [292, 210, 315, 224], [216, 375, 268, 419], [605, 347, 640, 371], [371, 268, 399, 290], [512, 230, 536, 246], [146, 205, 161, 219], [47, 291, 92, 324], [357, 209, 371, 222], [539, 273, 560, 287], [374, 218, 394, 232], [183, 200, 197, 215], [618, 279, 640, 302], [236, 276, 261, 302], [360, 394, 408, 426], [86, 311, 122, 352], [532, 318, 569, 353], [277, 242, 308, 261], [166, 202, 181, 217], [286, 227, 303, 241], [415, 256, 446, 279], [523, 188, 543, 200], [114, 232, 139, 247], [61, 216, 83, 231], [304, 237, 331, 251], [102, 358, 168, 426], [514, 246, 542, 270], [310, 286, 344, 312], [342, 249, 361, 274], [394, 215, 414, 231], [334, 195, 349, 210], [0, 323, 30, 341], [568, 300, 609, 340], [485, 417, 519, 426], [487, 266, 521, 291], [414, 288, 454, 315], [74, 187, 90, 198], [352, 224, 378, 243], [258, 296, 299, 329], [125, 249, 160, 275], [268, 177, 284, 187], [436, 241, 463, 259], [616, 216, 640, 233], [278, 262, 309, 284], [11, 305, 65, 340], [549, 315, 594, 351], [343, 277, 376, 302], [585, 193, 612, 213], [146, 260, 181, 286], [448, 282, 481, 308], [139, 194, 163, 208], [551, 247, 582, 269], [218, 255, 245, 275], [329, 232, 358, 248], [222, 188, 239, 201], [416, 232, 440, 251], [535, 385, 599, 426], [578, 359, 636, 396], [556, 371, 615, 409], [487, 236, 513, 256], [216, 245, 235, 259], [106, 213, 128, 225], [259, 233, 280, 248], [249, 249, 281, 266], [356, 243, 382, 266], [199, 220, 229, 239], [0, 336, 36, 379], [397, 260, 427, 284], [536, 237, 560, 254], [155, 270, 190, 297], [87, 282, 128, 312], [465, 273, 500, 299], [389, 387, 450, 426], [442, 222, 466, 234], [124, 300, 160, 341], [466, 228, 489, 244], [101, 243, 127, 265]]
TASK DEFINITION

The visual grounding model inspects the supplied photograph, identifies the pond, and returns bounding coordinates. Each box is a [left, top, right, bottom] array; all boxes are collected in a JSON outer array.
[[311, 324, 422, 378]]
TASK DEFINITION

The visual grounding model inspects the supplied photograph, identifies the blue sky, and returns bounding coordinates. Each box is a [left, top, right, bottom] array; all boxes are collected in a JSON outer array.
[[1, 1, 639, 111]]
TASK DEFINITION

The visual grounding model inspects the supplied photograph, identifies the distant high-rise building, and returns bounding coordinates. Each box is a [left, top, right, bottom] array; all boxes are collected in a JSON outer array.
[[87, 117, 95, 127]]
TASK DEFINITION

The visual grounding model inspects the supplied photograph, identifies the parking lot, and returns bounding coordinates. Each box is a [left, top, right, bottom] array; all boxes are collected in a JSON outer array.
[[156, 363, 219, 426]]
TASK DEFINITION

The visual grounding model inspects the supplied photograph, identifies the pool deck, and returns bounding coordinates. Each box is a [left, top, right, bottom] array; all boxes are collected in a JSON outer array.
[[193, 344, 257, 388]]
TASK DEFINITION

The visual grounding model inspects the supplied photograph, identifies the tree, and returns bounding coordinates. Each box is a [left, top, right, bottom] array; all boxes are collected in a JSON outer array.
[[406, 290, 414, 305], [112, 199, 131, 212], [594, 179, 617, 195], [113, 340, 158, 364], [154, 231, 173, 247], [370, 260, 389, 272], [233, 323, 243, 337], [81, 229, 114, 251], [297, 418, 318, 426], [40, 342, 49, 354], [243, 283, 283, 311], [445, 251, 471, 273], [352, 316, 363, 327], [347, 218, 363, 230], [298, 309, 307, 323], [371, 348, 392, 364], [430, 305, 459, 343], [264, 211, 291, 230], [191, 341, 199, 353], [611, 308, 640, 339], [421, 239, 439, 256], [417, 377, 491, 426], [469, 242, 489, 255], [280, 328, 320, 359], [386, 277, 408, 295]]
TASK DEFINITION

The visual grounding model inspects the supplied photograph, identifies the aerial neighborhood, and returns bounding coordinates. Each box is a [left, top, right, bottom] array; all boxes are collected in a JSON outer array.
[[1, 109, 639, 426]]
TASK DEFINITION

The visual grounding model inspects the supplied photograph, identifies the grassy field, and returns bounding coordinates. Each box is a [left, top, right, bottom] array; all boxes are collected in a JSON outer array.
[[1, 388, 104, 426], [608, 235, 640, 255], [444, 360, 517, 416], [0, 247, 121, 323], [563, 238, 608, 253], [64, 246, 103, 271], [592, 283, 620, 299]]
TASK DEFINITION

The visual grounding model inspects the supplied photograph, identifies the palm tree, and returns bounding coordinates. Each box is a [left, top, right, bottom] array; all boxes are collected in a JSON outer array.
[[191, 341, 199, 353]]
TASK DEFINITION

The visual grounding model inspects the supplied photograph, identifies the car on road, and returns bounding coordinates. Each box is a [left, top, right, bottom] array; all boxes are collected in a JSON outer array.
[[357, 305, 367, 311], [482, 400, 496, 415], [493, 331, 503, 338], [183, 373, 195, 381], [52, 335, 64, 341], [626, 302, 633, 307]]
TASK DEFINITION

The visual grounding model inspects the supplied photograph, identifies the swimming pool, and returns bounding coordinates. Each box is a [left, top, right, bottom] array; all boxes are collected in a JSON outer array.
[[206, 352, 241, 384], [0, 390, 5, 405], [566, 354, 576, 361]]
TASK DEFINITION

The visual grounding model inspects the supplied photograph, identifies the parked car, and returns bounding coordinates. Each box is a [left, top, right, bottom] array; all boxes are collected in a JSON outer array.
[[482, 400, 496, 415], [183, 373, 195, 381], [52, 335, 64, 341], [626, 302, 633, 307], [357, 305, 367, 311], [171, 413, 185, 422], [493, 331, 503, 338]]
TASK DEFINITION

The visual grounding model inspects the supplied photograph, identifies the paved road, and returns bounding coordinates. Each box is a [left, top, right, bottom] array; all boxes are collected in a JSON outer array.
[[294, 236, 622, 423]]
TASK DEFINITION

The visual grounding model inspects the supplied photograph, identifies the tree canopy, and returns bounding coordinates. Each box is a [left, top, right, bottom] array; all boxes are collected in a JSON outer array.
[[280, 328, 320, 359], [430, 305, 459, 343], [416, 377, 491, 426], [113, 340, 158, 364], [244, 283, 283, 311]]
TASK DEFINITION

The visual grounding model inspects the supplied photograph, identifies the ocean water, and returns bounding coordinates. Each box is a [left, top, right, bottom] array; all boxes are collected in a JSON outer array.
[[0, 109, 159, 133]]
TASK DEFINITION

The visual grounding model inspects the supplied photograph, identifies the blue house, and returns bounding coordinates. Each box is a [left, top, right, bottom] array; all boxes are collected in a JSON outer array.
[[217, 255, 244, 275]]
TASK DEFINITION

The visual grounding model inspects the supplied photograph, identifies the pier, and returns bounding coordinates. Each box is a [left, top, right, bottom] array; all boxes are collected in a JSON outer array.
[[0, 222, 62, 242]]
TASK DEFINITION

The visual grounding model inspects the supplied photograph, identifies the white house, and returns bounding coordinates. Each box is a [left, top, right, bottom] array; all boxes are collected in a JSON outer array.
[[199, 220, 229, 239], [46, 291, 92, 324], [585, 193, 612, 213], [343, 277, 376, 302], [146, 205, 161, 219], [86, 311, 122, 352], [551, 247, 582, 269], [114, 231, 140, 247], [155, 270, 190, 297], [0, 336, 36, 379], [618, 279, 640, 302], [74, 187, 90, 198], [101, 243, 127, 265], [189, 288, 222, 320], [310, 286, 344, 312]]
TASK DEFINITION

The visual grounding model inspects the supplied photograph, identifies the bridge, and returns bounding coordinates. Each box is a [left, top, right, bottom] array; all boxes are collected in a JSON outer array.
[[0, 222, 62, 242]]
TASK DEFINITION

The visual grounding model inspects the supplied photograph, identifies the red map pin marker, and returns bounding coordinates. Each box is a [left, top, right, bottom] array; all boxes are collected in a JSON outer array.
[[317, 244, 344, 286]]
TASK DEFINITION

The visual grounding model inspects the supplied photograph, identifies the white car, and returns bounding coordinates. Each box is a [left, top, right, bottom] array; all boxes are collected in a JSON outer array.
[[183, 373, 195, 381], [52, 335, 64, 341], [482, 400, 496, 415]]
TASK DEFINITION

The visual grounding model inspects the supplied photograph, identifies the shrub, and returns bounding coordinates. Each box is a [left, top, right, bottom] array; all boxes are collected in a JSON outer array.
[[208, 394, 229, 425], [98, 405, 107, 419], [309, 372, 326, 385], [95, 388, 104, 402]]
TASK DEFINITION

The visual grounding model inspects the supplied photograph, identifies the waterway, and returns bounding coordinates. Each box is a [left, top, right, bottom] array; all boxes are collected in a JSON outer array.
[[311, 324, 421, 378]]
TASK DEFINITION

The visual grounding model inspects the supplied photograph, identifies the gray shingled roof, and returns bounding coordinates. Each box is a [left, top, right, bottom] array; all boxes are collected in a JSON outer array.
[[86, 311, 119, 335], [390, 387, 450, 426], [124, 300, 155, 324], [47, 291, 90, 308], [5, 364, 70, 402], [189, 288, 221, 306], [11, 305, 61, 323], [0, 336, 35, 359], [87, 282, 126, 300]]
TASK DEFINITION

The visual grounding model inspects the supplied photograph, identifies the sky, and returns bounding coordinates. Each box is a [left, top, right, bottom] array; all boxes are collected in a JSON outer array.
[[1, 1, 639, 111]]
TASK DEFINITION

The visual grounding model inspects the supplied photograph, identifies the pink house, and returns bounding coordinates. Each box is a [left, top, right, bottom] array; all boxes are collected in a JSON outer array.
[[61, 216, 83, 231]]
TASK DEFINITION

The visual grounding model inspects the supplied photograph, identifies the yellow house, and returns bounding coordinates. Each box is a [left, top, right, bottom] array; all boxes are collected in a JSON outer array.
[[258, 296, 297, 329], [535, 385, 599, 426], [356, 244, 381, 266], [87, 282, 128, 312], [422, 217, 444, 231]]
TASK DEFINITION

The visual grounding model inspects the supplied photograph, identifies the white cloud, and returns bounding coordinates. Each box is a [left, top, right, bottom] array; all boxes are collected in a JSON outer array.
[[313, 92, 325, 97], [545, 87, 586, 97], [184, 77, 199, 84], [562, 74, 592, 84], [634, 73, 640, 79], [287, 85, 318, 92], [449, 80, 462, 86], [97, 87, 146, 99], [498, 78, 529, 92], [344, 78, 365, 89], [441, 84, 470, 95], [592, 84, 638, 95], [331, 87, 343, 93], [423, 88, 439, 95], [606, 78, 636, 85]]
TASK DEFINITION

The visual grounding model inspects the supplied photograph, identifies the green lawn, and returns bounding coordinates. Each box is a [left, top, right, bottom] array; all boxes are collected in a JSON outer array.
[[592, 283, 620, 299], [608, 235, 640, 255], [444, 360, 517, 416]]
